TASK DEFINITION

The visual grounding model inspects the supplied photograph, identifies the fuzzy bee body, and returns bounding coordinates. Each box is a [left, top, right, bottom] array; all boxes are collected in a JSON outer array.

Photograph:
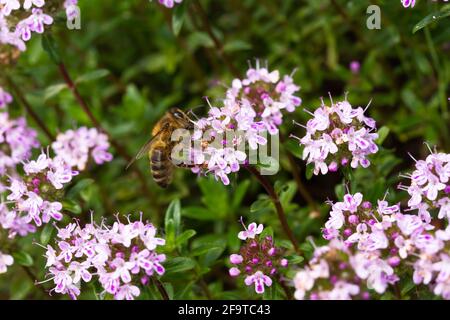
[[128, 108, 194, 188]]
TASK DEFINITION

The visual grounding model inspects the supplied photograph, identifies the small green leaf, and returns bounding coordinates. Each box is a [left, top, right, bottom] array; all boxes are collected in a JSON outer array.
[[260, 226, 274, 239], [231, 179, 250, 210], [13, 251, 33, 267], [284, 139, 303, 159], [75, 69, 110, 84], [10, 277, 33, 299], [376, 126, 390, 145], [335, 184, 345, 199], [250, 197, 272, 212], [66, 178, 95, 199], [413, 6, 450, 34], [163, 257, 196, 275], [165, 219, 176, 250], [223, 40, 251, 52], [286, 255, 304, 264], [172, 1, 187, 36], [199, 246, 225, 267], [175, 229, 196, 246], [41, 34, 61, 64], [165, 199, 181, 236], [44, 83, 67, 100], [182, 206, 217, 221], [62, 199, 82, 214], [305, 164, 314, 180], [40, 223, 54, 245]]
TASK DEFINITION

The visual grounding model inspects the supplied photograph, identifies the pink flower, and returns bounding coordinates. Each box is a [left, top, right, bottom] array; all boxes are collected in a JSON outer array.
[[158, 0, 183, 9], [115, 284, 140, 300], [401, 0, 416, 8], [244, 271, 272, 294], [0, 251, 13, 274], [349, 61, 360, 74], [0, 87, 13, 108], [238, 222, 264, 240], [0, 0, 20, 16], [23, 0, 45, 10]]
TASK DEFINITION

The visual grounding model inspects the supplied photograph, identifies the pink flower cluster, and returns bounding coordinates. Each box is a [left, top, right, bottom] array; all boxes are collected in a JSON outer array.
[[1, 151, 78, 237], [0, 111, 39, 176], [295, 189, 450, 299], [229, 220, 288, 294], [293, 239, 370, 300], [1, 109, 113, 239], [399, 150, 450, 224], [158, 0, 183, 8], [0, 0, 78, 52], [188, 62, 301, 185], [41, 215, 166, 300], [52, 127, 113, 171], [294, 97, 378, 175]]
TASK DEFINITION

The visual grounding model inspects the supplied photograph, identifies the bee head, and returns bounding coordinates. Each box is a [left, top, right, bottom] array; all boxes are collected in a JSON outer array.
[[169, 108, 194, 130]]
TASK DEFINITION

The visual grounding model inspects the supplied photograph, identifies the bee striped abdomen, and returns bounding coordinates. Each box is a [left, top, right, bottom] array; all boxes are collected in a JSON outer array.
[[150, 147, 173, 188]]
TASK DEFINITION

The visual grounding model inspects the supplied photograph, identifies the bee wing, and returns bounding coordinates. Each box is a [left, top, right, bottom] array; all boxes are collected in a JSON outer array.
[[125, 129, 164, 170]]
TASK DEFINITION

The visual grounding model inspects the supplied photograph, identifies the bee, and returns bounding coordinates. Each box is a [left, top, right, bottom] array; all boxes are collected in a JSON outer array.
[[127, 108, 195, 188]]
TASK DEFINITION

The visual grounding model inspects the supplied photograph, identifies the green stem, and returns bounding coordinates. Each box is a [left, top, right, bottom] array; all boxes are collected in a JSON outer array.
[[246, 166, 301, 254]]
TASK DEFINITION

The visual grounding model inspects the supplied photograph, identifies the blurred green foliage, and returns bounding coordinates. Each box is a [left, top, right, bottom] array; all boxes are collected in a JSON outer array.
[[0, 0, 449, 299]]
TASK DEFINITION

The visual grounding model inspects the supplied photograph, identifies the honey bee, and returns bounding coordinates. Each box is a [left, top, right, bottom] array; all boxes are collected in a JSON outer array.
[[127, 108, 194, 188]]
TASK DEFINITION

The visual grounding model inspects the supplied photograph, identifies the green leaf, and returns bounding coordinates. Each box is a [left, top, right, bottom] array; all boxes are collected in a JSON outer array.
[[165, 219, 176, 250], [172, 1, 187, 36], [66, 178, 95, 199], [413, 6, 450, 34], [41, 34, 61, 64], [182, 206, 217, 221], [10, 277, 33, 300], [231, 179, 250, 210], [75, 69, 110, 84], [198, 177, 228, 217], [13, 251, 33, 267], [175, 229, 196, 246], [44, 83, 67, 100], [165, 199, 181, 236], [284, 139, 303, 159], [223, 40, 252, 52], [199, 246, 225, 267], [163, 257, 196, 275], [286, 255, 304, 264], [305, 164, 314, 180], [62, 199, 82, 214], [376, 126, 390, 145], [279, 181, 297, 208], [250, 197, 272, 212], [335, 184, 345, 199], [40, 223, 54, 245], [260, 226, 274, 239]]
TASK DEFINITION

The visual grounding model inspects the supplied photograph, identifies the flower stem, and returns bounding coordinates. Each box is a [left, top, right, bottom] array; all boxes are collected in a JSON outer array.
[[280, 133, 318, 212], [153, 278, 170, 300], [246, 166, 301, 254], [278, 278, 293, 300], [6, 75, 55, 141]]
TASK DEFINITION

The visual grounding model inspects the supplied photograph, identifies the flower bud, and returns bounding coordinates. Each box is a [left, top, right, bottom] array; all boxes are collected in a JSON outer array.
[[229, 254, 243, 264], [229, 267, 241, 277]]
